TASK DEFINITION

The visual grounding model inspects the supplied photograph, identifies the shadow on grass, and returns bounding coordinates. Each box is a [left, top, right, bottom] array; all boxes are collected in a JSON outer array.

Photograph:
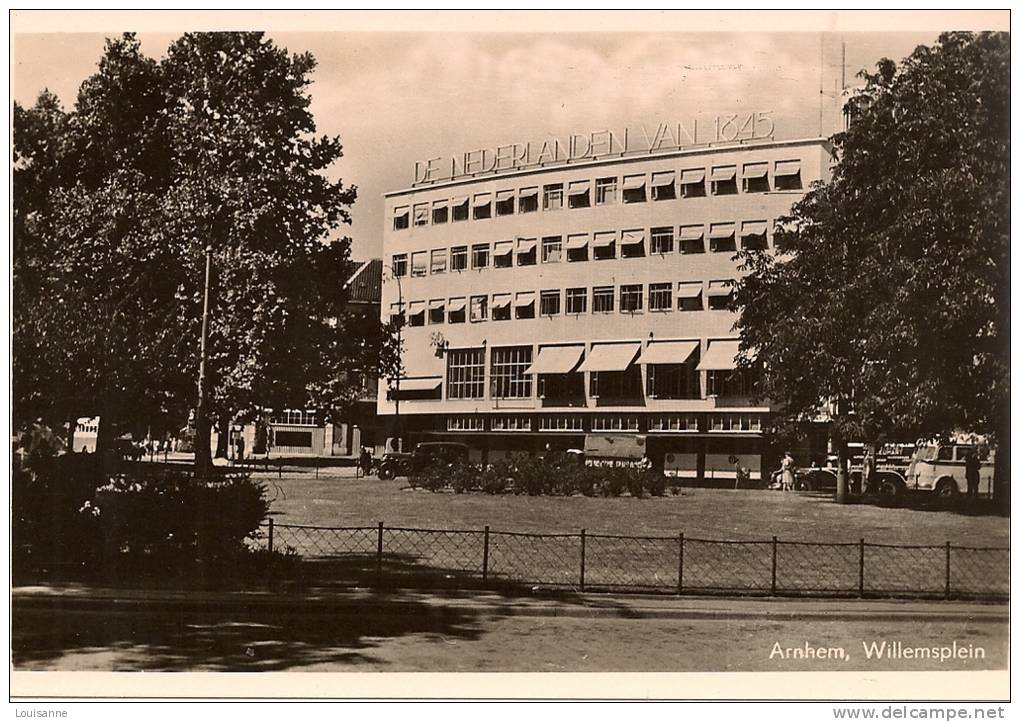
[[798, 490, 1008, 518]]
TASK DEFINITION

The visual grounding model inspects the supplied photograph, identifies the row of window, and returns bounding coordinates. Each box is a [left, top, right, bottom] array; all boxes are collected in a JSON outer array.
[[438, 345, 755, 402], [393, 280, 734, 327], [270, 410, 318, 426], [444, 413, 762, 433], [392, 159, 804, 230], [391, 221, 773, 278]]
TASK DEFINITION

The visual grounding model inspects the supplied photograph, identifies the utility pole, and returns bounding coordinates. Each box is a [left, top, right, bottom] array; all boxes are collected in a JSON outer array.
[[385, 267, 404, 453], [195, 245, 213, 474]]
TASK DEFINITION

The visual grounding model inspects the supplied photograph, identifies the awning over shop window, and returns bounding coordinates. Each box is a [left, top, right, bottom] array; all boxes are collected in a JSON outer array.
[[741, 220, 769, 236], [514, 291, 535, 308], [393, 205, 409, 217], [622, 174, 647, 190], [525, 345, 584, 375], [593, 231, 617, 247], [676, 283, 703, 299], [711, 165, 736, 181], [516, 238, 537, 253], [637, 341, 699, 365], [679, 225, 705, 241], [568, 180, 590, 195], [651, 171, 676, 186], [495, 190, 514, 202], [491, 294, 511, 309], [395, 377, 442, 392], [709, 223, 736, 239], [697, 340, 742, 371], [742, 162, 769, 179], [566, 234, 590, 250], [774, 160, 801, 177], [518, 187, 539, 198], [707, 281, 735, 296], [473, 193, 491, 206], [431, 199, 448, 209], [493, 241, 513, 256], [447, 297, 467, 312], [428, 299, 445, 310], [680, 168, 706, 184], [451, 196, 469, 206], [621, 229, 645, 246], [578, 342, 642, 372]]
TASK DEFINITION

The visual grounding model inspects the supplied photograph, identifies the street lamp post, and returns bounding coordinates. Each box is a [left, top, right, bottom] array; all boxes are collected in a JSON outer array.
[[195, 245, 213, 474], [390, 268, 404, 453]]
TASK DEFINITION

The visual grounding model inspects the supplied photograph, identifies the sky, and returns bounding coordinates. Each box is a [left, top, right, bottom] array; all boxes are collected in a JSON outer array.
[[13, 23, 946, 261]]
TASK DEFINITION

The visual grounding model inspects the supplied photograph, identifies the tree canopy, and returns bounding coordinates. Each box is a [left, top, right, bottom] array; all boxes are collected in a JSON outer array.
[[734, 32, 1009, 452], [13, 32, 381, 452]]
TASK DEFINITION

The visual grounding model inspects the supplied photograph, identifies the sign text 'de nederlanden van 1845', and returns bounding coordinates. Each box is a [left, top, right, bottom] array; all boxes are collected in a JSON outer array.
[[412, 111, 776, 185]]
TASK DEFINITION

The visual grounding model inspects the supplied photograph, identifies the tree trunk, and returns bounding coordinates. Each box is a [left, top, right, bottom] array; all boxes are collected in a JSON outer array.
[[834, 424, 848, 504], [993, 414, 1009, 512], [215, 414, 230, 459], [193, 413, 212, 474]]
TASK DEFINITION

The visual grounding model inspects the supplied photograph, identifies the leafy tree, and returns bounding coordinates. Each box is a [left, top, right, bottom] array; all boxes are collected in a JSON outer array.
[[13, 32, 379, 470], [733, 32, 1009, 503]]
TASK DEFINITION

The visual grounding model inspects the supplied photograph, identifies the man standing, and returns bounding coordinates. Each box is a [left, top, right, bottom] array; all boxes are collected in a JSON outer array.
[[965, 449, 981, 500]]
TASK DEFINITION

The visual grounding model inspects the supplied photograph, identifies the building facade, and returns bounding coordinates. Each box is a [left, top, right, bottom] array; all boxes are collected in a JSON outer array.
[[379, 133, 833, 481]]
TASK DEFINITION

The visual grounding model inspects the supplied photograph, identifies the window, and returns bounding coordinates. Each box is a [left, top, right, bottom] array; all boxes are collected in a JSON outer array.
[[393, 206, 409, 230], [648, 413, 699, 431], [646, 355, 700, 399], [519, 187, 539, 213], [540, 289, 561, 316], [709, 223, 737, 253], [452, 196, 469, 222], [432, 200, 449, 225], [566, 233, 588, 262], [516, 238, 537, 266], [541, 236, 562, 263], [410, 251, 427, 277], [567, 180, 590, 208], [408, 301, 426, 327], [430, 248, 447, 274], [491, 346, 533, 399], [620, 284, 643, 313], [472, 243, 490, 269], [448, 297, 466, 324], [679, 225, 705, 254], [707, 370, 757, 398], [272, 409, 318, 426], [595, 177, 617, 205], [391, 253, 408, 278], [515, 291, 536, 319], [389, 302, 405, 325], [709, 413, 763, 432], [679, 168, 706, 198], [428, 299, 445, 325], [740, 221, 769, 251], [413, 203, 429, 227], [446, 348, 486, 400], [707, 280, 734, 310], [543, 183, 563, 211], [492, 294, 511, 321], [677, 282, 703, 311], [649, 283, 672, 311], [593, 231, 616, 260], [448, 415, 484, 431], [651, 171, 676, 201], [450, 245, 468, 271], [774, 160, 802, 190], [491, 415, 532, 432], [622, 174, 647, 203], [493, 240, 513, 268], [650, 227, 674, 255], [473, 193, 492, 220], [470, 295, 488, 322], [592, 415, 640, 432], [495, 190, 515, 216], [590, 369, 643, 401], [742, 162, 770, 193], [539, 415, 584, 432], [566, 287, 587, 314], [593, 286, 615, 313], [711, 165, 738, 195], [621, 229, 645, 258]]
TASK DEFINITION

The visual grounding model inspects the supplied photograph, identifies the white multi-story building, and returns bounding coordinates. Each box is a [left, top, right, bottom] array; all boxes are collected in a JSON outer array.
[[379, 117, 833, 481]]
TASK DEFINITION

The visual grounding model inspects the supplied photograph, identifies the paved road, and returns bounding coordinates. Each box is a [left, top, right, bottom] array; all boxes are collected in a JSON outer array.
[[13, 585, 1007, 673]]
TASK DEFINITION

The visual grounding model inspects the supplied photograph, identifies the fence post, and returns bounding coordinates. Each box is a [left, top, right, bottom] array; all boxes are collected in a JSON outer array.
[[945, 541, 951, 600], [268, 518, 274, 554], [482, 525, 490, 585], [858, 538, 865, 597], [677, 533, 684, 595], [580, 529, 586, 593], [771, 536, 778, 595], [315, 457, 319, 480], [376, 521, 384, 587]]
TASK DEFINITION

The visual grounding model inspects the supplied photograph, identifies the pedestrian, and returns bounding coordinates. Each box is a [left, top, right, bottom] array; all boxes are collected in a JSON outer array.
[[861, 447, 877, 495], [730, 455, 750, 490], [237, 435, 246, 466], [781, 451, 796, 491], [360, 445, 373, 477], [965, 449, 981, 500]]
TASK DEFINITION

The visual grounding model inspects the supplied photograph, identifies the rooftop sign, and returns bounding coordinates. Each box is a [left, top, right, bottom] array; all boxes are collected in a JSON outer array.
[[413, 111, 775, 186]]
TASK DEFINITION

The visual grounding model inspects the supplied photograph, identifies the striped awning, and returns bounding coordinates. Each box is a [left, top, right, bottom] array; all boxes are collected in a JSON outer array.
[[697, 340, 741, 371], [637, 341, 699, 365], [578, 342, 642, 372], [525, 345, 585, 375]]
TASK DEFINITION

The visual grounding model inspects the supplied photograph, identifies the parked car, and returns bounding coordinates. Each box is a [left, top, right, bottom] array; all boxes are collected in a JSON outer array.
[[376, 442, 470, 480], [905, 442, 995, 498], [114, 436, 144, 462]]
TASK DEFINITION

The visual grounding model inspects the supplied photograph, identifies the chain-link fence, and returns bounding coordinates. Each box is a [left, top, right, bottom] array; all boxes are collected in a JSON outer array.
[[260, 520, 1008, 600]]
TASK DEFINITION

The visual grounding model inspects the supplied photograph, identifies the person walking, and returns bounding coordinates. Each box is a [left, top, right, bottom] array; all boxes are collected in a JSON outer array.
[[781, 451, 796, 491], [861, 447, 877, 496], [359, 446, 373, 478], [730, 455, 750, 490], [965, 449, 981, 500]]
